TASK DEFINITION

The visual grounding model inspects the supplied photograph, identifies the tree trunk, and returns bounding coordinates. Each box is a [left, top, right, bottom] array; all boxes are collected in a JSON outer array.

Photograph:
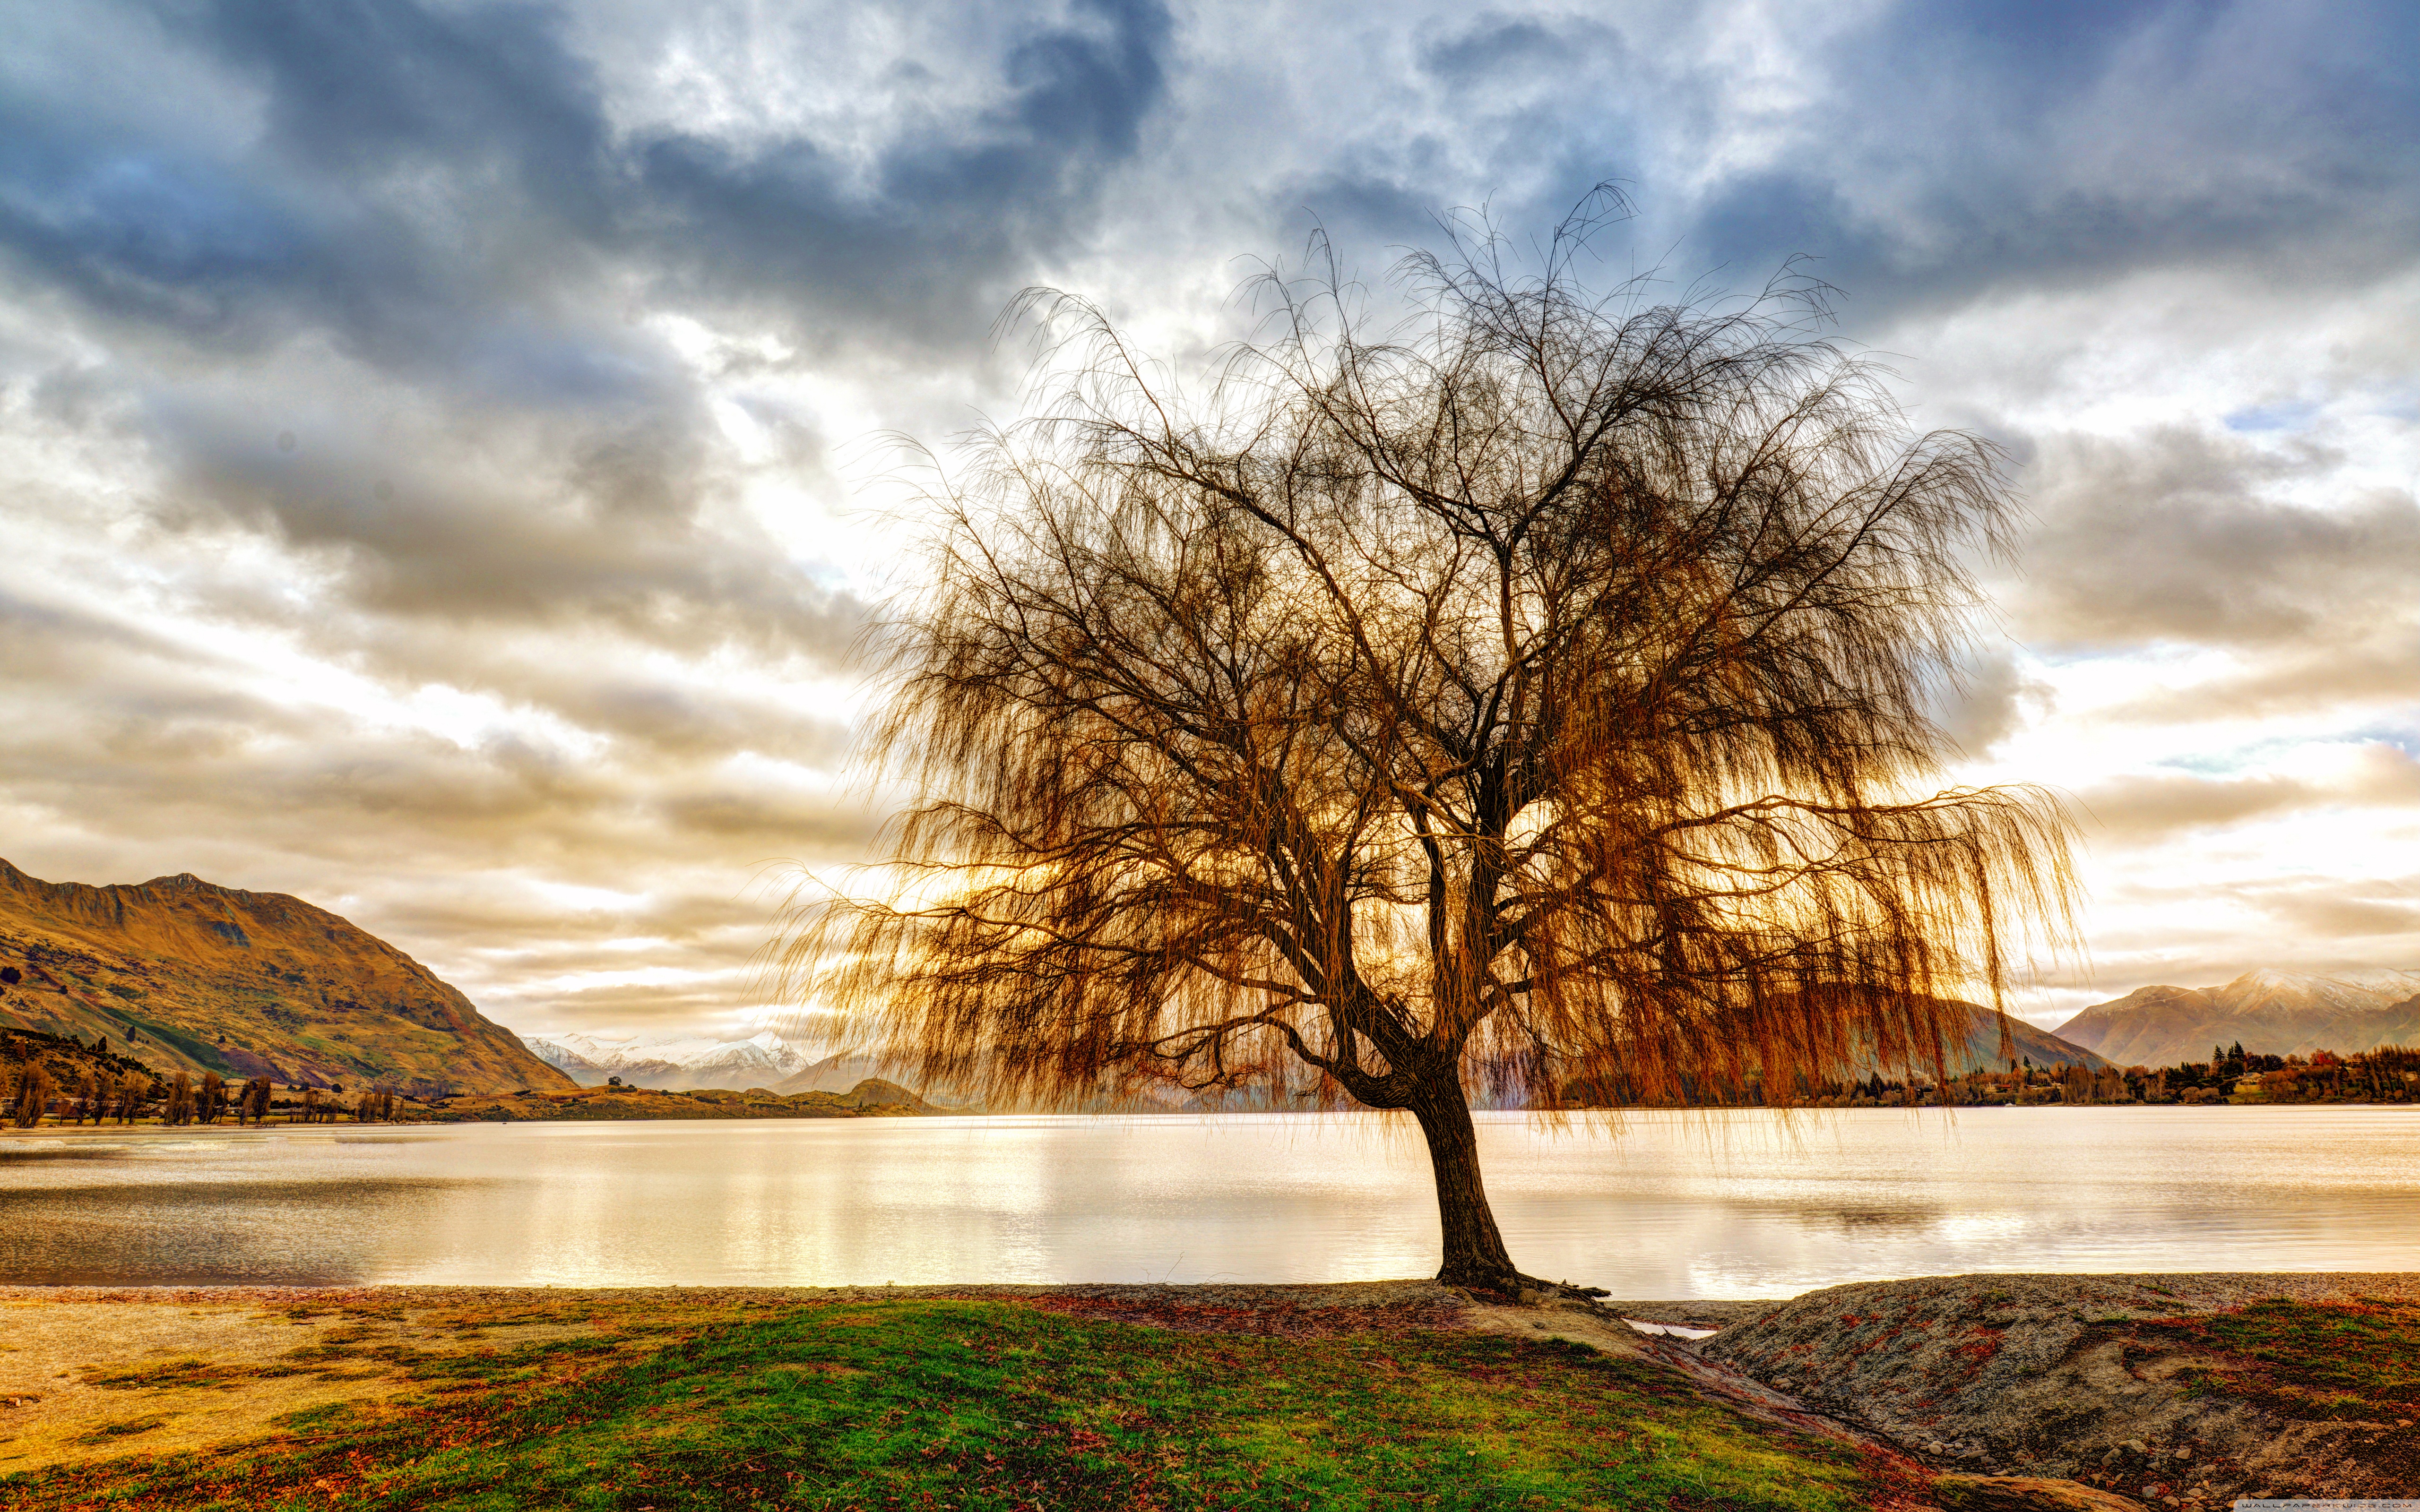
[[1407, 1072, 1525, 1292]]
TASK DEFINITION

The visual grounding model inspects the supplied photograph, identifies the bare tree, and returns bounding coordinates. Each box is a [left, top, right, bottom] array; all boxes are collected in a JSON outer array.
[[782, 194, 2077, 1292]]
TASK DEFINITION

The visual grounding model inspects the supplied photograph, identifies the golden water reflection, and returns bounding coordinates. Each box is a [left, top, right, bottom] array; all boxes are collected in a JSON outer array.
[[0, 1108, 2413, 1297]]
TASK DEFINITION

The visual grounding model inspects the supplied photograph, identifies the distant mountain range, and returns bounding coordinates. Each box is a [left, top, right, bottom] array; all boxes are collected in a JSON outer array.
[[0, 859, 570, 1097], [520, 1031, 913, 1098], [532, 1004, 2112, 1109], [2053, 968, 2420, 1069], [522, 1030, 812, 1090]]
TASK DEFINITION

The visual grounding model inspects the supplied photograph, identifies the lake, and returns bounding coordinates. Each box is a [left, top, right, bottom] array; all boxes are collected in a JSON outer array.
[[1, 1108, 2413, 1297]]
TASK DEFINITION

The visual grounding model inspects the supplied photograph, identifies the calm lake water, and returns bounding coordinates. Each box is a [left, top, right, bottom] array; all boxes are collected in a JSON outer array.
[[1, 1108, 2413, 1297]]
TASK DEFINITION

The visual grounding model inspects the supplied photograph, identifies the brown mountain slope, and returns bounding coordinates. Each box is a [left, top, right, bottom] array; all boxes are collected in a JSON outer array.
[[2054, 968, 2420, 1066], [1945, 1004, 2110, 1074], [0, 860, 571, 1097]]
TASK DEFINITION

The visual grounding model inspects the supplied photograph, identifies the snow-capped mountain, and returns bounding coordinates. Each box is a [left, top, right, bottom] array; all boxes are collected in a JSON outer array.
[[2053, 968, 2420, 1067], [520, 1030, 815, 1091]]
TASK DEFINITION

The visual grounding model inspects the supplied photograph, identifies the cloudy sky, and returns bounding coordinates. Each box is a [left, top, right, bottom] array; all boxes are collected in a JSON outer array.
[[2, 0, 2416, 1039]]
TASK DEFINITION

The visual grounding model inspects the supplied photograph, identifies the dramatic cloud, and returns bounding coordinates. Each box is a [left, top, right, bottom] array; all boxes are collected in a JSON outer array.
[[2, 0, 2416, 1036], [3, 0, 1169, 356], [2015, 427, 2420, 650]]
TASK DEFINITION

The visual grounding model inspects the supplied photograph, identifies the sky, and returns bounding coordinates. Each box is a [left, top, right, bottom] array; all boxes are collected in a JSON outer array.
[[2, 0, 2416, 1040]]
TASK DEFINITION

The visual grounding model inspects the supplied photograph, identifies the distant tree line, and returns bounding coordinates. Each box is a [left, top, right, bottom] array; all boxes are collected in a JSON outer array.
[[1556, 1041, 2420, 1108], [3, 1037, 414, 1127]]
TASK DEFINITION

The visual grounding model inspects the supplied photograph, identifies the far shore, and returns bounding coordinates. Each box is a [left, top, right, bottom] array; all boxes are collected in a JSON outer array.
[[7, 1094, 2415, 1138]]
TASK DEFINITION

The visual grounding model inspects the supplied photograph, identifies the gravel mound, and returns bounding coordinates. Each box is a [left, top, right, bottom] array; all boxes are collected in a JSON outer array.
[[1700, 1272, 2420, 1507]]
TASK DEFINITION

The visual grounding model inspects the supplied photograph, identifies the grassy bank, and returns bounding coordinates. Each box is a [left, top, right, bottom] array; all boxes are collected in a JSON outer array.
[[0, 1291, 1889, 1512]]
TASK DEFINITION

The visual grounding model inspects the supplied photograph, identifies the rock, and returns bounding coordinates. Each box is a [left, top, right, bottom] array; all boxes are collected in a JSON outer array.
[[1934, 1474, 2148, 1511]]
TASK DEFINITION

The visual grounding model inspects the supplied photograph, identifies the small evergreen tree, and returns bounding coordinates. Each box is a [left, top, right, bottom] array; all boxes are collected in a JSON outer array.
[[11, 1064, 52, 1127]]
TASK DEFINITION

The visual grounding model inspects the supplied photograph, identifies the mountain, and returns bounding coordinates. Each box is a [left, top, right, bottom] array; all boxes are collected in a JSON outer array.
[[523, 1030, 815, 1091], [0, 859, 571, 1097], [1945, 1004, 2110, 1074], [532, 1002, 2106, 1112], [769, 1051, 914, 1097], [2053, 969, 2420, 1068], [1550, 1000, 2104, 1107]]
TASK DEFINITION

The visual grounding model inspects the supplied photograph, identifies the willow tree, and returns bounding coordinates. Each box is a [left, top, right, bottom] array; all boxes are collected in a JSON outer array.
[[785, 199, 2076, 1292]]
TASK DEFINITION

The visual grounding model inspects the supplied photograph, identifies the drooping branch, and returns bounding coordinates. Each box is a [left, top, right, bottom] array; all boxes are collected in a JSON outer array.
[[776, 190, 2077, 1126]]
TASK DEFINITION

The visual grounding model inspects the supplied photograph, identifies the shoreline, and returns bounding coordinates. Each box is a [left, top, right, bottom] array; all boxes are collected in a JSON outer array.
[[4, 1267, 2415, 1302], [7, 1096, 2417, 1136]]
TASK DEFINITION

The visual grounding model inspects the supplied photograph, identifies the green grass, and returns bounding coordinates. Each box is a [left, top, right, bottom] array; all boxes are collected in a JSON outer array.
[[2118, 1297, 2420, 1493], [2, 1300, 1881, 1512], [2147, 1297, 2420, 1421], [68, 1421, 165, 1446]]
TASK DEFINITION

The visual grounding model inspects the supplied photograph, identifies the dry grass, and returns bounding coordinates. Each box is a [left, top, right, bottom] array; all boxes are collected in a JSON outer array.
[[0, 1292, 687, 1474]]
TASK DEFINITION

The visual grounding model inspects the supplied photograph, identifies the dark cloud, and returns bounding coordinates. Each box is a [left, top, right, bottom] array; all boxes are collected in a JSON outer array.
[[2, 0, 1171, 367], [2011, 426, 2420, 650], [1231, 0, 2420, 360], [1935, 645, 2050, 758], [1684, 0, 2420, 323], [2266, 892, 2420, 939], [2074, 772, 2316, 842], [2072, 746, 2420, 844], [2109, 639, 2420, 724], [152, 395, 863, 653], [1418, 15, 1623, 86]]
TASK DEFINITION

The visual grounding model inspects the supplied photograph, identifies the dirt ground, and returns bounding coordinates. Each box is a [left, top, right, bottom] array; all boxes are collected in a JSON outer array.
[[0, 1287, 727, 1475], [1700, 1272, 2420, 1507]]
